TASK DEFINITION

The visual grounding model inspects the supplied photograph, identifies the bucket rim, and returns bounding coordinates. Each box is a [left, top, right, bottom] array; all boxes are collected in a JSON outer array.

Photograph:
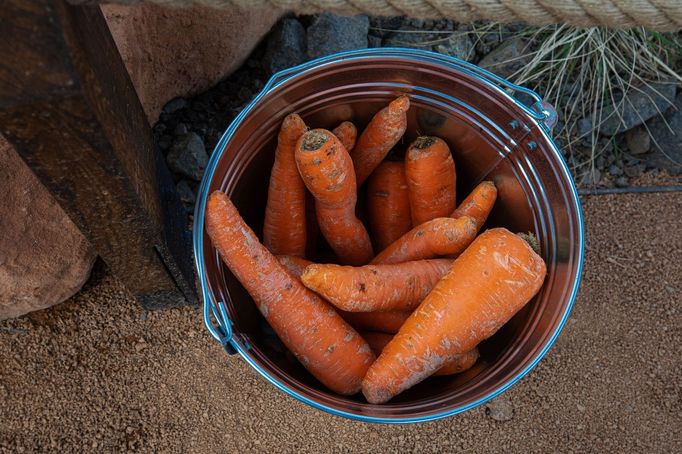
[[192, 47, 585, 424]]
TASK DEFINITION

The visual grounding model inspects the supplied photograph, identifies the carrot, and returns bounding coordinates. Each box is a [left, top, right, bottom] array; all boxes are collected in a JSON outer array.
[[332, 121, 357, 153], [367, 161, 412, 252], [451, 180, 498, 232], [351, 95, 410, 186], [206, 191, 374, 395], [301, 259, 452, 312], [361, 332, 480, 377], [371, 216, 477, 265], [275, 255, 411, 334], [295, 129, 373, 265], [405, 136, 456, 226], [339, 310, 411, 334], [304, 191, 320, 259], [362, 228, 547, 403], [262, 114, 308, 256]]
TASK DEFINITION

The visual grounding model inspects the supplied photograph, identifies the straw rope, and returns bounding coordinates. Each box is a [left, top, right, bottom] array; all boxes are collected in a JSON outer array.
[[82, 0, 682, 31]]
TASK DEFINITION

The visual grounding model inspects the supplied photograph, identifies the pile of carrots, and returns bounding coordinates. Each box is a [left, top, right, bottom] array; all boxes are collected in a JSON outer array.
[[206, 95, 547, 404]]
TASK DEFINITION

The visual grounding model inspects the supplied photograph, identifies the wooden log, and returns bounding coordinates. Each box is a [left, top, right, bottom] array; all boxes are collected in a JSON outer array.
[[0, 0, 195, 309]]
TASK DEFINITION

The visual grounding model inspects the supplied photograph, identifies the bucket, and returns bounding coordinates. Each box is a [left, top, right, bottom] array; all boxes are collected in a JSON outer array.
[[194, 48, 584, 423]]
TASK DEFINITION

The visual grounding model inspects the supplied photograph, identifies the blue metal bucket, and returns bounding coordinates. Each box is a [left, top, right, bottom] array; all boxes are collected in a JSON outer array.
[[194, 48, 584, 423]]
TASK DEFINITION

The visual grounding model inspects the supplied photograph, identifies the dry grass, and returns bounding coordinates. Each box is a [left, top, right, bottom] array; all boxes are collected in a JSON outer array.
[[504, 26, 682, 180]]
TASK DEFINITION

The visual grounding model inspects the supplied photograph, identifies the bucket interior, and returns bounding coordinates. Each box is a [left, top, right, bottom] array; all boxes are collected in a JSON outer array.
[[200, 53, 582, 421]]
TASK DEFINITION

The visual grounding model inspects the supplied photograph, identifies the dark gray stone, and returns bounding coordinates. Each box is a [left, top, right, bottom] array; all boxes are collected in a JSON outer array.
[[624, 126, 650, 154], [478, 38, 531, 79], [577, 118, 593, 138], [368, 16, 405, 38], [368, 35, 382, 48], [580, 169, 601, 186], [485, 395, 514, 422], [645, 93, 682, 174], [263, 18, 307, 74], [163, 97, 188, 114], [176, 179, 196, 206], [614, 176, 629, 188], [624, 163, 646, 178], [158, 135, 173, 151], [435, 33, 475, 62], [599, 82, 676, 136], [608, 164, 623, 176], [173, 123, 188, 136], [167, 133, 208, 181], [307, 13, 369, 59]]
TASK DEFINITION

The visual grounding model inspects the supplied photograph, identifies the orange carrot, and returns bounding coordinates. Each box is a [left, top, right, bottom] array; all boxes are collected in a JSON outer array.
[[367, 161, 412, 252], [332, 121, 357, 153], [295, 129, 373, 265], [351, 96, 410, 186], [301, 259, 452, 312], [405, 136, 456, 226], [361, 332, 479, 377], [275, 255, 410, 334], [371, 216, 477, 265], [451, 180, 497, 232], [339, 310, 411, 334], [206, 191, 374, 395], [362, 228, 547, 403], [263, 114, 308, 256]]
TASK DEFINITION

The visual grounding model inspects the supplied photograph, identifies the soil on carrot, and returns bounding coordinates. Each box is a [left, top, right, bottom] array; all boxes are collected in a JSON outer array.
[[301, 130, 329, 151], [413, 136, 437, 149]]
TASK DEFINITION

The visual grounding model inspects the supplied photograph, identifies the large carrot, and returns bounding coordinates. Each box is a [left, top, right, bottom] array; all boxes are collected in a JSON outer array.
[[301, 259, 452, 312], [362, 228, 547, 403], [371, 216, 477, 265], [263, 113, 308, 256], [367, 161, 412, 252], [351, 96, 410, 186], [405, 136, 456, 226], [452, 180, 497, 231], [332, 121, 357, 153], [361, 332, 480, 377], [339, 310, 411, 334], [296, 129, 373, 265], [206, 191, 374, 395]]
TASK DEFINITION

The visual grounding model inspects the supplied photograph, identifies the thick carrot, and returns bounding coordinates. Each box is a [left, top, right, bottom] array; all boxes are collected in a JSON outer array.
[[361, 332, 480, 377], [263, 113, 308, 256], [301, 259, 452, 312], [332, 121, 357, 153], [351, 95, 410, 186], [367, 161, 412, 252], [451, 180, 498, 232], [405, 136, 457, 226], [339, 310, 411, 334], [206, 191, 374, 395], [295, 129, 373, 265], [362, 228, 547, 403], [371, 216, 477, 265]]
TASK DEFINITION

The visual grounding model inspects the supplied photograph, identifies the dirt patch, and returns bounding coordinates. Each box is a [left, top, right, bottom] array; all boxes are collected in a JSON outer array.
[[1, 193, 681, 452]]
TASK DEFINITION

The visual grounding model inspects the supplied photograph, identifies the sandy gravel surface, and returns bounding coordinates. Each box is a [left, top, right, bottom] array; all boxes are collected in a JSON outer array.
[[1, 192, 680, 453]]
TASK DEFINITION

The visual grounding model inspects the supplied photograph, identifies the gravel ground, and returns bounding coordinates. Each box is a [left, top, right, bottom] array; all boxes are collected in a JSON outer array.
[[1, 192, 681, 453]]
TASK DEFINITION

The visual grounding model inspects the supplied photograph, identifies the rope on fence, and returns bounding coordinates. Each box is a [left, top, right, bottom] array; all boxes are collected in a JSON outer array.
[[83, 0, 682, 31]]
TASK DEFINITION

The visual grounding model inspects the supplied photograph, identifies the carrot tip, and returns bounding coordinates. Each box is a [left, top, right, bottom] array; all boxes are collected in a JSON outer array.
[[390, 95, 411, 113], [301, 130, 329, 151], [412, 136, 438, 149]]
